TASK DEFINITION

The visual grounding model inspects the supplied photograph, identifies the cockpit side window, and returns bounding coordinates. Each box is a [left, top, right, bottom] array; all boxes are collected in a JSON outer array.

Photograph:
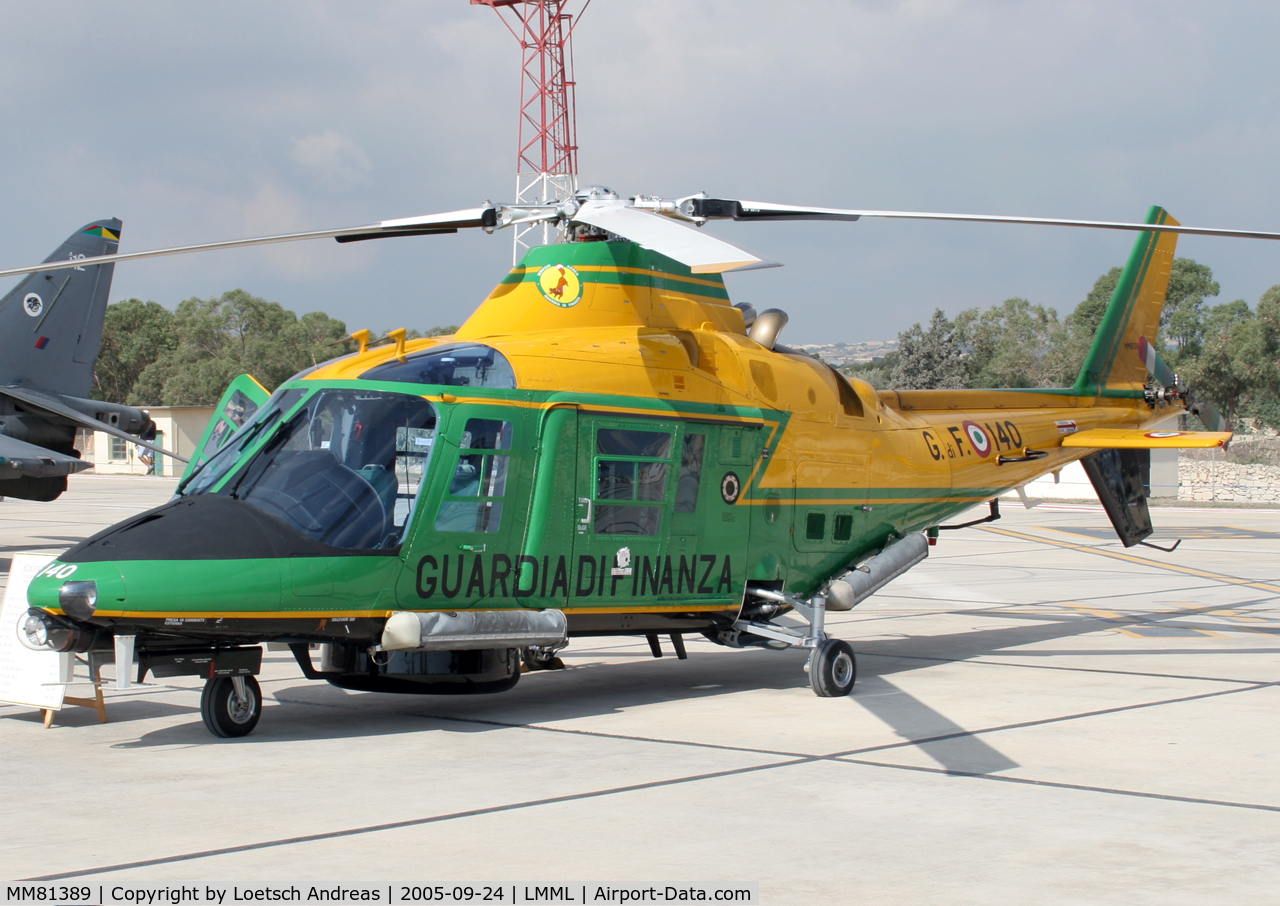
[[434, 418, 512, 534], [360, 344, 517, 389]]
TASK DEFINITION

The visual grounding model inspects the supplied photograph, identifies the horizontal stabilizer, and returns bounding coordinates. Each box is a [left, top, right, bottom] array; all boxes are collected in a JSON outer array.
[[1062, 428, 1231, 449]]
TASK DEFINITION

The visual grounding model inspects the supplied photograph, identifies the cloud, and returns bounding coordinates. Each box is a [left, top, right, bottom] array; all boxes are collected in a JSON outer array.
[[2, 1, 1279, 340], [290, 131, 373, 191], [240, 182, 375, 279]]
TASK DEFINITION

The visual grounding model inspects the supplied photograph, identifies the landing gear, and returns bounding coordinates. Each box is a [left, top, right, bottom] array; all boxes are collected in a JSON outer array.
[[807, 639, 857, 697], [201, 675, 263, 738], [732, 587, 859, 697]]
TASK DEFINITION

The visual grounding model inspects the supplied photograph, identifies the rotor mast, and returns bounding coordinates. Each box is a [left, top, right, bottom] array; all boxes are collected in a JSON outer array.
[[472, 0, 587, 262]]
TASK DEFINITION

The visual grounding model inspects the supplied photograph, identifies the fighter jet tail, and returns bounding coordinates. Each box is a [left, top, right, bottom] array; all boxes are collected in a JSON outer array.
[[0, 219, 121, 398]]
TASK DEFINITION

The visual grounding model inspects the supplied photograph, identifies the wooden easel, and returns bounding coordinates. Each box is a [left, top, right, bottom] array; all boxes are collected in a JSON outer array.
[[41, 660, 108, 728]]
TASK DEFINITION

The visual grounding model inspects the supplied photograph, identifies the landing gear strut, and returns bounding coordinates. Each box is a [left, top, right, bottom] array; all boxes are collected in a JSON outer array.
[[734, 587, 859, 697], [201, 675, 263, 737]]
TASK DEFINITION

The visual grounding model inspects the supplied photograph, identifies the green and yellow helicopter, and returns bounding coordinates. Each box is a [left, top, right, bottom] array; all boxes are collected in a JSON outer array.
[[9, 188, 1270, 737]]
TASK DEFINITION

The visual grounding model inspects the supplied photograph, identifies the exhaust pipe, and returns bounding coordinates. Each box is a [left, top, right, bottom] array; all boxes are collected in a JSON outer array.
[[381, 609, 568, 652], [826, 534, 929, 611], [748, 309, 788, 350]]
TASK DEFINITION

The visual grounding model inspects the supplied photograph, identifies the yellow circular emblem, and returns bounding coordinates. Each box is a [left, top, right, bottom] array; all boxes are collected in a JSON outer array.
[[536, 262, 583, 308]]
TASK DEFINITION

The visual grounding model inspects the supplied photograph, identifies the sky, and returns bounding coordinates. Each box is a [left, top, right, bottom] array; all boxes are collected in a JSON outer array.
[[1, 1, 1278, 344]]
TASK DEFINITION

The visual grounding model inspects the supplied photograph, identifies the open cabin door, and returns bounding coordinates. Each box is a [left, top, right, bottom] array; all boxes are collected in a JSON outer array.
[[179, 374, 269, 483]]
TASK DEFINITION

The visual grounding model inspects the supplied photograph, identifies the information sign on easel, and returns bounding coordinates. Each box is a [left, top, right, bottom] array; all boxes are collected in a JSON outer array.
[[0, 552, 106, 727]]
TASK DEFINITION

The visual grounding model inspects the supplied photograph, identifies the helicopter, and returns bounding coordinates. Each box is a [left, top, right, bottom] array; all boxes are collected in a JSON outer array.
[[10, 185, 1268, 738]]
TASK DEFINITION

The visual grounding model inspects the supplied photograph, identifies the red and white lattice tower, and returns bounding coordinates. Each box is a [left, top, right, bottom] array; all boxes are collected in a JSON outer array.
[[472, 0, 589, 261]]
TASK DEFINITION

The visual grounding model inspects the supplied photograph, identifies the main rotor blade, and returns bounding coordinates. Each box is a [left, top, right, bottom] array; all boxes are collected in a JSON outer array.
[[690, 198, 862, 222], [691, 198, 1280, 240], [0, 207, 498, 280], [575, 201, 775, 273]]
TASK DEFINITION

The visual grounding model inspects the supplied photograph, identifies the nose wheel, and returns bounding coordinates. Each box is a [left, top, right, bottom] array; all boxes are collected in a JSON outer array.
[[807, 639, 857, 697], [201, 675, 263, 737]]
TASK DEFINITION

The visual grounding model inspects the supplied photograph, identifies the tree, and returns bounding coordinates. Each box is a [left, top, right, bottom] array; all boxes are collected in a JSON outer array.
[[890, 309, 968, 390], [93, 299, 177, 403], [132, 290, 347, 405], [842, 351, 898, 389], [1059, 266, 1123, 382], [953, 298, 1067, 388], [1179, 287, 1280, 430], [394, 326, 460, 341], [1161, 258, 1220, 362]]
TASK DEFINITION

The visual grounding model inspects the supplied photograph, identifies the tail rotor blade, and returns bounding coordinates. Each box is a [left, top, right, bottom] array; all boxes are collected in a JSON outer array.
[[1138, 336, 1179, 389], [1190, 398, 1229, 433]]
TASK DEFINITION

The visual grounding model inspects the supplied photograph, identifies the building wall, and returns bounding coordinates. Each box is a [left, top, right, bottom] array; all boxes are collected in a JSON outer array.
[[84, 407, 214, 477]]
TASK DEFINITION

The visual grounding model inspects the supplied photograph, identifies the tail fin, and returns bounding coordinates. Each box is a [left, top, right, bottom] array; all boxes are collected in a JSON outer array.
[[1073, 206, 1178, 396], [0, 219, 121, 398]]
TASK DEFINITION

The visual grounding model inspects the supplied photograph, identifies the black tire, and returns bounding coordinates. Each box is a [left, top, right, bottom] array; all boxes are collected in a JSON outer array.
[[200, 675, 263, 737], [809, 639, 857, 697]]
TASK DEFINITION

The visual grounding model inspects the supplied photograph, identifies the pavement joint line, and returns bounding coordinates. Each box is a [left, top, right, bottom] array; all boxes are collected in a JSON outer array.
[[20, 755, 819, 882], [831, 756, 1280, 814], [26, 683, 1280, 884], [862, 651, 1278, 686], [278, 681, 1277, 769], [829, 682, 1275, 758], [270, 693, 813, 760], [979, 525, 1280, 594]]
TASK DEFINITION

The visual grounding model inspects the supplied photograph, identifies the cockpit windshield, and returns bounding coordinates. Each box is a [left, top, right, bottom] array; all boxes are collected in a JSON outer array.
[[204, 389, 437, 551]]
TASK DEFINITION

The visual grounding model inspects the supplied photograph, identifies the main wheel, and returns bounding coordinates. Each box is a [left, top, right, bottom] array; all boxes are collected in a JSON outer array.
[[200, 675, 263, 737], [808, 639, 857, 697]]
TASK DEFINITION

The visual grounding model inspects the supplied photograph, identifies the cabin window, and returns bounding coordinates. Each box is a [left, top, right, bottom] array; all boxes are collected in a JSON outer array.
[[434, 419, 511, 533], [209, 388, 437, 550], [805, 511, 826, 541], [833, 513, 854, 542], [593, 427, 672, 535], [675, 433, 705, 513], [361, 344, 517, 389]]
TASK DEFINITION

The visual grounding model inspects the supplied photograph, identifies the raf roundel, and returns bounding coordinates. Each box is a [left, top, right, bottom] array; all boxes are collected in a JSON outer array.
[[962, 420, 992, 457], [535, 262, 584, 308], [23, 293, 43, 317]]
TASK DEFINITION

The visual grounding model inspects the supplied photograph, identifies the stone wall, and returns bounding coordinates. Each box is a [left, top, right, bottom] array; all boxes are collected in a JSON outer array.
[[1178, 460, 1280, 503]]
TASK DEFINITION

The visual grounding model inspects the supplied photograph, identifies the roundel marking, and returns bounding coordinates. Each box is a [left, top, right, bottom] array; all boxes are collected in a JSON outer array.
[[1146, 431, 1183, 438], [962, 420, 992, 457], [23, 293, 43, 317], [535, 262, 584, 308], [720, 471, 742, 504]]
